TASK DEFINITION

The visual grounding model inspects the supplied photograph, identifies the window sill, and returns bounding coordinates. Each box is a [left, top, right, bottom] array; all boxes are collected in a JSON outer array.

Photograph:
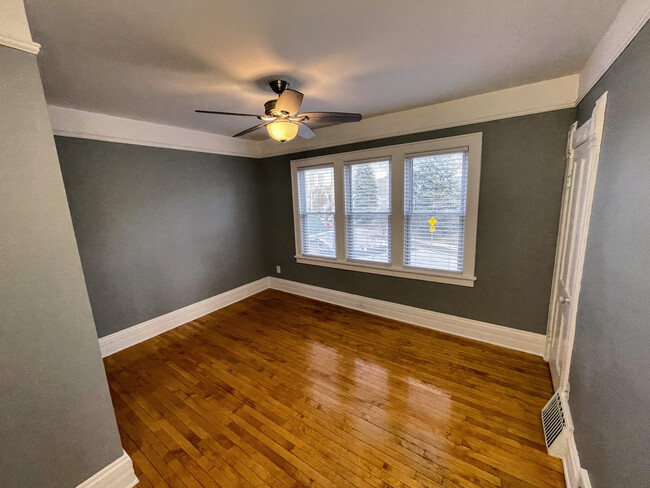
[[295, 256, 476, 287]]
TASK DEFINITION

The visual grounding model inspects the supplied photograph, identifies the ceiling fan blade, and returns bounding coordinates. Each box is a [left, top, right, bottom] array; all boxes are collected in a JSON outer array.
[[297, 122, 316, 139], [300, 112, 362, 124], [275, 89, 304, 115], [233, 122, 270, 138], [195, 110, 262, 118]]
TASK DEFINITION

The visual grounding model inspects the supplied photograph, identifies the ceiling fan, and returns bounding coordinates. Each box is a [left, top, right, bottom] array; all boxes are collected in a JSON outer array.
[[196, 79, 362, 143]]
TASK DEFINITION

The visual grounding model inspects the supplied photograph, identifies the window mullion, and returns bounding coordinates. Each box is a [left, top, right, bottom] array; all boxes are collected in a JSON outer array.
[[391, 151, 405, 270], [334, 158, 346, 262]]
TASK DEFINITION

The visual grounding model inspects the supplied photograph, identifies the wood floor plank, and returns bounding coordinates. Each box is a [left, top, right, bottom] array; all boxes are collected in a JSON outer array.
[[105, 289, 565, 488]]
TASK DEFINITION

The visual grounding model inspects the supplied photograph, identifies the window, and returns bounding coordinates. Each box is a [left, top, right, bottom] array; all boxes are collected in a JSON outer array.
[[344, 160, 391, 263], [296, 165, 336, 258], [291, 133, 481, 286], [404, 151, 467, 272]]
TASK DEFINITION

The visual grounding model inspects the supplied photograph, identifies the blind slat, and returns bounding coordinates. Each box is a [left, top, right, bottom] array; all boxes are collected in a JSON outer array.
[[344, 161, 391, 263], [404, 152, 468, 272], [297, 166, 336, 258]]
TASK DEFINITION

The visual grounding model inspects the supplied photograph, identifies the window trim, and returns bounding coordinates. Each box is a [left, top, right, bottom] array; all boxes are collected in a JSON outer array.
[[291, 133, 482, 287]]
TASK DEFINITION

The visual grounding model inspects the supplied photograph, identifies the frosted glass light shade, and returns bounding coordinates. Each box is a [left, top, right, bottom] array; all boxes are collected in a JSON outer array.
[[267, 120, 299, 142]]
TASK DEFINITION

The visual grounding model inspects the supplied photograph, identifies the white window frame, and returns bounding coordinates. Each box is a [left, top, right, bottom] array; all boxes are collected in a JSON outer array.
[[290, 133, 482, 287]]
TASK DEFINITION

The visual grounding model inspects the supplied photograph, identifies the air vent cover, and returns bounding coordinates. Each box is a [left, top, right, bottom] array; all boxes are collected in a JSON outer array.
[[541, 390, 574, 458]]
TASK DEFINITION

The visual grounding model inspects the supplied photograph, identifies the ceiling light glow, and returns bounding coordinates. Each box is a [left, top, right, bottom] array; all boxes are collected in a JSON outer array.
[[267, 120, 298, 142]]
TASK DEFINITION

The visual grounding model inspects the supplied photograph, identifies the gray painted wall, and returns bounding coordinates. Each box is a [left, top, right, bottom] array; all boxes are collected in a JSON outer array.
[[55, 137, 266, 338], [0, 46, 123, 487], [260, 109, 575, 334], [570, 21, 650, 488]]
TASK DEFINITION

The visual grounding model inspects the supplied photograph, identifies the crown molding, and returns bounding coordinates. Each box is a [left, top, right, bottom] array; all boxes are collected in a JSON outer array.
[[0, 34, 40, 54], [34, 2, 650, 156], [48, 106, 263, 158], [578, 0, 650, 101], [259, 75, 580, 157], [1, 0, 40, 54], [47, 75, 578, 160]]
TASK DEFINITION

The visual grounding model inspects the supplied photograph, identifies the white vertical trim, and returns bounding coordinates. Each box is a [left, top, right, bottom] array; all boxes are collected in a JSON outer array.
[[545, 121, 577, 364], [546, 93, 608, 391], [290, 165, 303, 257], [559, 92, 608, 391], [460, 136, 481, 278], [391, 151, 405, 270], [76, 451, 138, 488], [561, 432, 593, 488], [333, 160, 346, 261], [578, 0, 650, 101]]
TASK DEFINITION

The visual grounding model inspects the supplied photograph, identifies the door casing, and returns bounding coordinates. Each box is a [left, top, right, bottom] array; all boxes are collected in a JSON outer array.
[[546, 92, 608, 393]]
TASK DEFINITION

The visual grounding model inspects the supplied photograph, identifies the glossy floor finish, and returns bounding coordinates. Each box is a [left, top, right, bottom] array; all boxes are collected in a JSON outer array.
[[104, 290, 565, 488]]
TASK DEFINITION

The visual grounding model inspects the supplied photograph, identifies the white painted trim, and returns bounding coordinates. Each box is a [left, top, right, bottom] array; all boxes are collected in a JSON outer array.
[[48, 106, 263, 158], [261, 75, 579, 157], [578, 0, 650, 101], [561, 431, 593, 488], [0, 0, 40, 55], [290, 134, 482, 287], [98, 275, 545, 358], [269, 278, 547, 356], [546, 92, 608, 391], [46, 75, 578, 158], [545, 121, 578, 365], [76, 451, 138, 488], [37, 0, 650, 158], [0, 34, 40, 54], [99, 278, 270, 357]]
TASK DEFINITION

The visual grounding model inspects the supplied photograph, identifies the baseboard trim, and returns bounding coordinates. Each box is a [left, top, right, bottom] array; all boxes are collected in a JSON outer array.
[[561, 425, 592, 488], [76, 451, 138, 488], [99, 276, 547, 358], [268, 278, 547, 356], [98, 277, 270, 357]]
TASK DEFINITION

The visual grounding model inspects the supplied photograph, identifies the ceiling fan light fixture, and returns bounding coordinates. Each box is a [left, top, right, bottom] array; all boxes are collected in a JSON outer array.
[[267, 119, 299, 142]]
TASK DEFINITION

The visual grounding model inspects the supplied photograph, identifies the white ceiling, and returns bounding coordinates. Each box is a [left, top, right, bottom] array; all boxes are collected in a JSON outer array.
[[25, 0, 624, 138]]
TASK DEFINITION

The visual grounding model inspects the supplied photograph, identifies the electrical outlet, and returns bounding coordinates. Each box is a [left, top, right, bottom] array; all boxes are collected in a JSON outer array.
[[276, 265, 281, 274]]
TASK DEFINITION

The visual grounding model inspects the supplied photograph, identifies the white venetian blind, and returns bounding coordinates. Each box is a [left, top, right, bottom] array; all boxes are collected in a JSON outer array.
[[297, 165, 336, 258], [404, 150, 468, 272], [344, 160, 391, 263]]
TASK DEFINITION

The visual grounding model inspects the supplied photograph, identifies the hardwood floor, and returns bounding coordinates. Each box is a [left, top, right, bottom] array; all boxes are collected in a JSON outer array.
[[104, 289, 565, 488]]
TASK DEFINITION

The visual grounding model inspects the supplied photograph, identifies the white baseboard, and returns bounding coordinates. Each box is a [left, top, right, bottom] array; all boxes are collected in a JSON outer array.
[[76, 451, 138, 488], [269, 278, 547, 356], [99, 276, 547, 358], [560, 428, 592, 488], [98, 277, 270, 357]]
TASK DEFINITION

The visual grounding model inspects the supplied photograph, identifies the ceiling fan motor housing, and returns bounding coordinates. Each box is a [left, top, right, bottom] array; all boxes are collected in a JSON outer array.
[[264, 99, 277, 116]]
